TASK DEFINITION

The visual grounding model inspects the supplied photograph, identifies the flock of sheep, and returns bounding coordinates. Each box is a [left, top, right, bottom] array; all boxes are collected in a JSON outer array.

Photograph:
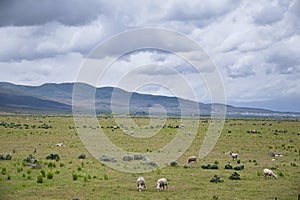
[[136, 177, 168, 192], [136, 151, 278, 192]]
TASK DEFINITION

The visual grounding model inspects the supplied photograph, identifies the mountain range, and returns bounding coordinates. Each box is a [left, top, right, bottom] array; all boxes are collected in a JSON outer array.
[[0, 82, 298, 118]]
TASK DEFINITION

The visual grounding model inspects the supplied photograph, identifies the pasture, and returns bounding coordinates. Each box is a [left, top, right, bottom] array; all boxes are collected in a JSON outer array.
[[0, 115, 299, 199]]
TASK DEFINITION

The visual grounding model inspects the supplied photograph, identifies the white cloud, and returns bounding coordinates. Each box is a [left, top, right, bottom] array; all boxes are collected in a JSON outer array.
[[0, 0, 299, 111], [0, 52, 83, 86]]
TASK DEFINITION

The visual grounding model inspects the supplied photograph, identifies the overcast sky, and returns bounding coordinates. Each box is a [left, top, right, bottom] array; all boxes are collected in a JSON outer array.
[[0, 0, 299, 112]]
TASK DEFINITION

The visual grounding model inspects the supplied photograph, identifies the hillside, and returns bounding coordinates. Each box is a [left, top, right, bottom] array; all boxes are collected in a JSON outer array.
[[0, 82, 298, 117]]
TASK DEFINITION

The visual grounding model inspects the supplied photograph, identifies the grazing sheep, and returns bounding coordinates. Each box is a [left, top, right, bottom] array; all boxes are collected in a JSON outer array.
[[188, 156, 197, 163], [156, 178, 168, 191], [56, 143, 64, 147], [263, 168, 278, 179], [228, 151, 238, 160], [136, 177, 146, 191]]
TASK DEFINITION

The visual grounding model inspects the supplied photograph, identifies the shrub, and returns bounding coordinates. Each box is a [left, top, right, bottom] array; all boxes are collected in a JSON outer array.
[[103, 174, 108, 180], [229, 172, 241, 180], [46, 153, 60, 161], [183, 165, 190, 169], [201, 164, 210, 169], [72, 173, 78, 181], [170, 161, 178, 167], [233, 164, 244, 170], [37, 175, 43, 183], [237, 159, 241, 164], [99, 155, 117, 162], [122, 155, 133, 161], [2, 167, 7, 175], [17, 167, 23, 173], [224, 164, 233, 169], [78, 154, 86, 159], [47, 171, 54, 179], [210, 175, 224, 183], [278, 172, 284, 177], [133, 153, 145, 160], [23, 154, 37, 164], [5, 154, 12, 160], [144, 161, 157, 167], [201, 163, 219, 170], [40, 169, 46, 177], [47, 162, 56, 169], [210, 164, 219, 169]]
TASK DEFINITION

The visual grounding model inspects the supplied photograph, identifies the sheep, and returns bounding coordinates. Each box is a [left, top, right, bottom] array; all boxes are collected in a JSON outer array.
[[187, 155, 197, 163], [56, 143, 64, 147], [156, 178, 168, 191], [228, 151, 238, 160], [136, 177, 146, 191], [263, 168, 278, 179]]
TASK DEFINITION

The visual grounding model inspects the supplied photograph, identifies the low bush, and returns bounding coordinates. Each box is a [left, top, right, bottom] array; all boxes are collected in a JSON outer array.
[[23, 154, 37, 164], [170, 161, 178, 167], [224, 164, 233, 169], [47, 171, 54, 179], [233, 164, 244, 170], [78, 154, 86, 159], [201, 164, 219, 170], [229, 171, 241, 180], [210, 175, 224, 183], [37, 175, 43, 183], [0, 154, 12, 160], [133, 153, 145, 160], [99, 155, 117, 162], [122, 155, 133, 161], [46, 153, 60, 161], [72, 173, 78, 181]]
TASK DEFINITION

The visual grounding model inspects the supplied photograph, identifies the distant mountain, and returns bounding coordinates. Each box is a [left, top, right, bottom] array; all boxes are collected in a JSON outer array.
[[0, 82, 298, 118]]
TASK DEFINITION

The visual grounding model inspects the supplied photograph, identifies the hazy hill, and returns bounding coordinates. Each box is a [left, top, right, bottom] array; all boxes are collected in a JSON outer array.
[[0, 82, 298, 118]]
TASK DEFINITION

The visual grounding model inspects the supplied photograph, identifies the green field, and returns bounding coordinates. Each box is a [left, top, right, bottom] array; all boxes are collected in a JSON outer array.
[[0, 115, 299, 200]]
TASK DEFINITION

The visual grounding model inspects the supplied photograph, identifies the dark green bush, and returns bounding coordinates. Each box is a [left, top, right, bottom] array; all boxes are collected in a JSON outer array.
[[233, 164, 244, 170], [72, 173, 78, 181], [37, 175, 43, 183], [210, 175, 224, 183], [46, 153, 60, 161], [170, 161, 178, 167], [40, 169, 46, 177], [229, 171, 241, 180], [78, 154, 86, 159], [201, 163, 219, 170], [23, 154, 37, 164], [47, 171, 54, 179], [224, 163, 233, 169]]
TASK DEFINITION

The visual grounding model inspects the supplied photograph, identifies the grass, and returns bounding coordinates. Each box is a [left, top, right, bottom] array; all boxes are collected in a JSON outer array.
[[0, 115, 299, 199]]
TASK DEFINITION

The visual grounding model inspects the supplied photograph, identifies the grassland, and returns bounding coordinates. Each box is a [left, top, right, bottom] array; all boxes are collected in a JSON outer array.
[[0, 115, 299, 200]]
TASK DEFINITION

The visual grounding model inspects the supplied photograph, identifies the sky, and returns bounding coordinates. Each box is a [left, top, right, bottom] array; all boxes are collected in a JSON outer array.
[[0, 0, 299, 112]]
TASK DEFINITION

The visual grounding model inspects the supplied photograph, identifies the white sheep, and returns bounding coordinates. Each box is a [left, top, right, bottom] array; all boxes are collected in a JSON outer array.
[[228, 151, 238, 160], [56, 143, 64, 147], [263, 168, 278, 179], [187, 155, 197, 163], [136, 177, 146, 191], [156, 178, 168, 191]]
